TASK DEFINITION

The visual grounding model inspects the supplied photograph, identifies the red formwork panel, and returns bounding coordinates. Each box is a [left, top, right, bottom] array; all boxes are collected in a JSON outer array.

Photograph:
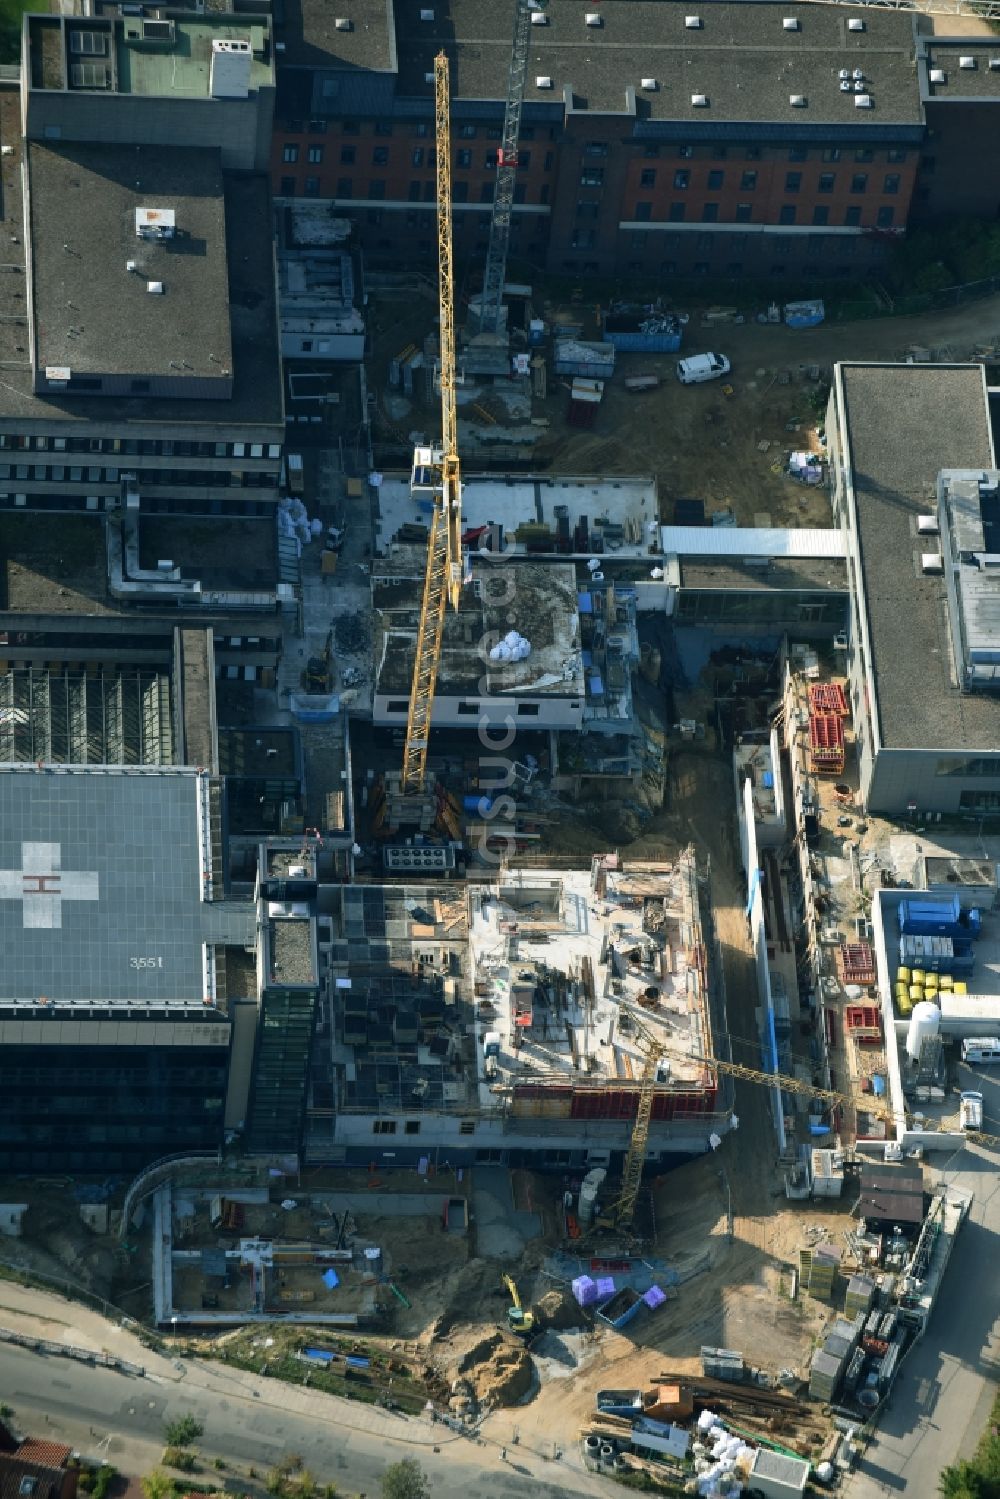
[[809, 711, 845, 773], [845, 1003, 881, 1036], [808, 682, 850, 718]]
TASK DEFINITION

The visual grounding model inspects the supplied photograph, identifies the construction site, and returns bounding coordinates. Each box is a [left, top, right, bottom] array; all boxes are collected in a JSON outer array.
[[1, 6, 1000, 1499]]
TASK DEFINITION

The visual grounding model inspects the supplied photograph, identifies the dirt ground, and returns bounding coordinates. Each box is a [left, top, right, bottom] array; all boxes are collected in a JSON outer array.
[[368, 285, 1000, 537]]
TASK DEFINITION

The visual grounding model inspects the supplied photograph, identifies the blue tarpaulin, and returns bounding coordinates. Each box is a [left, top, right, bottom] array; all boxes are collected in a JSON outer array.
[[322, 1268, 340, 1290]]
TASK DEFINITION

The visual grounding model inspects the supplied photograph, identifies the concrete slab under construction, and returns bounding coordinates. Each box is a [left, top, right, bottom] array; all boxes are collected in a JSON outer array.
[[469, 851, 720, 1099], [375, 473, 660, 559]]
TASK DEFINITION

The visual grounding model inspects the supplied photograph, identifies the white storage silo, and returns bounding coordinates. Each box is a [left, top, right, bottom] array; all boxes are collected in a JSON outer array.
[[906, 1000, 940, 1061]]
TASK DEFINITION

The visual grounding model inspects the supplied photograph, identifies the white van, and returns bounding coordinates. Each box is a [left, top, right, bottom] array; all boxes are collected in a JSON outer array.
[[676, 352, 730, 385], [961, 1037, 1000, 1064], [959, 1090, 984, 1130]]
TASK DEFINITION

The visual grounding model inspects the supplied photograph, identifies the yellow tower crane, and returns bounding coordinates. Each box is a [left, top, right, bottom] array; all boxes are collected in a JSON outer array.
[[601, 1014, 1000, 1234], [401, 51, 464, 796]]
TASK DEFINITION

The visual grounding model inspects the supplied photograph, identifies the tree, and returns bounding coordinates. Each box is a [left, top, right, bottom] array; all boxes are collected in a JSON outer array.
[[141, 1471, 174, 1499], [379, 1459, 431, 1499], [163, 1414, 203, 1447]]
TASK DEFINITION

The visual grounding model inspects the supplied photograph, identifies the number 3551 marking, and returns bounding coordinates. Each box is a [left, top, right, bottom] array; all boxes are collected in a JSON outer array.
[[130, 956, 164, 969]]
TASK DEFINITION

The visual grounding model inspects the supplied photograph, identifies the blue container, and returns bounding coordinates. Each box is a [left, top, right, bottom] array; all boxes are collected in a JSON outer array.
[[603, 316, 682, 352], [463, 793, 494, 814]]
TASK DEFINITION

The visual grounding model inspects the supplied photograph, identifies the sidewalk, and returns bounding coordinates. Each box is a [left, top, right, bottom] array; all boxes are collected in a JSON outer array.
[[0, 1281, 457, 1448]]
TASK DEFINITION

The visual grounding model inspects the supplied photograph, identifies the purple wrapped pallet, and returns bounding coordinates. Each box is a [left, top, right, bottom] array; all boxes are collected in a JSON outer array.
[[572, 1274, 598, 1307], [595, 1276, 616, 1299], [643, 1285, 667, 1310]]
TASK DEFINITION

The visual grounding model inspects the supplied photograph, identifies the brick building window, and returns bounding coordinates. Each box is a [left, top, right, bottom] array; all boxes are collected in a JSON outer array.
[[484, 152, 497, 169], [423, 179, 434, 201], [412, 147, 424, 167], [812, 205, 829, 225], [669, 202, 686, 222], [818, 172, 835, 193], [673, 169, 690, 189], [877, 206, 895, 228], [282, 144, 299, 163], [453, 181, 468, 202], [701, 202, 718, 221], [308, 145, 324, 164], [707, 169, 724, 189], [412, 122, 429, 137], [369, 180, 386, 199], [677, 145, 694, 158], [280, 176, 296, 195], [711, 145, 728, 159], [457, 149, 471, 168], [634, 201, 652, 220], [740, 170, 757, 190], [580, 167, 604, 187], [519, 150, 531, 167], [513, 184, 526, 204], [788, 145, 807, 161], [408, 181, 421, 201], [643, 144, 659, 158], [374, 122, 393, 136], [640, 168, 656, 187], [340, 146, 355, 164], [735, 202, 752, 222], [337, 177, 352, 196], [304, 177, 319, 196], [458, 124, 476, 138], [887, 148, 907, 163], [855, 148, 874, 163], [576, 201, 600, 219], [540, 185, 549, 203], [844, 205, 861, 226], [785, 171, 801, 192], [779, 204, 797, 224], [544, 150, 554, 169], [342, 120, 359, 135], [822, 148, 841, 162], [480, 182, 493, 202], [373, 147, 389, 165], [883, 173, 900, 194], [584, 141, 608, 157], [850, 173, 868, 193]]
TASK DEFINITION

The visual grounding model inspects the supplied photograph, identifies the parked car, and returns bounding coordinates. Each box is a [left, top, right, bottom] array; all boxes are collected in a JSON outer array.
[[676, 352, 730, 385]]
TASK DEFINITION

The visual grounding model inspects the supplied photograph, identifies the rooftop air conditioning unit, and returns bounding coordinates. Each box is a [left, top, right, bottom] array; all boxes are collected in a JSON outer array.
[[334, 17, 351, 29], [641, 76, 657, 89], [585, 12, 602, 25], [833, 632, 848, 650], [989, 57, 1000, 70], [960, 55, 976, 68], [783, 17, 799, 30], [854, 93, 872, 107], [685, 14, 702, 27], [839, 67, 850, 78], [691, 92, 708, 105], [848, 17, 865, 30], [790, 93, 806, 105], [147, 280, 164, 294], [536, 74, 552, 87], [921, 553, 944, 574], [917, 514, 940, 536], [852, 67, 864, 79], [840, 79, 852, 91], [530, 8, 547, 20], [419, 7, 434, 18], [930, 67, 946, 82], [854, 80, 866, 91]]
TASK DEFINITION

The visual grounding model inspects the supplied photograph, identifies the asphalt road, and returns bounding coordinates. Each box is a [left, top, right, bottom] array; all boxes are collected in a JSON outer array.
[[0, 1342, 613, 1499], [849, 1066, 1000, 1499]]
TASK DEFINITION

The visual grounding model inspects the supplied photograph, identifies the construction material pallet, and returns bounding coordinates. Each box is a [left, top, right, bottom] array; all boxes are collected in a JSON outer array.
[[808, 682, 850, 718], [838, 942, 876, 985], [809, 712, 845, 774], [845, 1003, 881, 1037]]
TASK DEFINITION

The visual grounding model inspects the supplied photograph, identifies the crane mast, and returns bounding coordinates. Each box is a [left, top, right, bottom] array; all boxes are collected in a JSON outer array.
[[478, 0, 540, 336], [401, 51, 464, 796]]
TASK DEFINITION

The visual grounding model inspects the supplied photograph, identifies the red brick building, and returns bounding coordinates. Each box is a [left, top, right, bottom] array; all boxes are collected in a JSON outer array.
[[268, 0, 967, 281]]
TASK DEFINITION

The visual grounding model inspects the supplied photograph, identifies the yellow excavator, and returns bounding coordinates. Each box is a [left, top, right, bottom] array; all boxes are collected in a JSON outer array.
[[502, 1273, 535, 1335]]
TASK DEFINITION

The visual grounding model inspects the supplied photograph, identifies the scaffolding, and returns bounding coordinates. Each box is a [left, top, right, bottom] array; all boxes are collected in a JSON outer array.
[[0, 667, 174, 764]]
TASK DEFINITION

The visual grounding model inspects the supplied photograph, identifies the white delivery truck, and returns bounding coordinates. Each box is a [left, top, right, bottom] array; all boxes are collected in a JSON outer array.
[[959, 1090, 984, 1131]]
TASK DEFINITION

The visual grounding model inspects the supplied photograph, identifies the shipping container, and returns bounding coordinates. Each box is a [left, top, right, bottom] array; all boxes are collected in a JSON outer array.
[[603, 314, 682, 353], [553, 338, 616, 379], [898, 895, 982, 941]]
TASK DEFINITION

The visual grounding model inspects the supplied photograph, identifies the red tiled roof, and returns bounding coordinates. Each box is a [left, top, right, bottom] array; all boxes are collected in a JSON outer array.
[[15, 1446, 70, 1470]]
